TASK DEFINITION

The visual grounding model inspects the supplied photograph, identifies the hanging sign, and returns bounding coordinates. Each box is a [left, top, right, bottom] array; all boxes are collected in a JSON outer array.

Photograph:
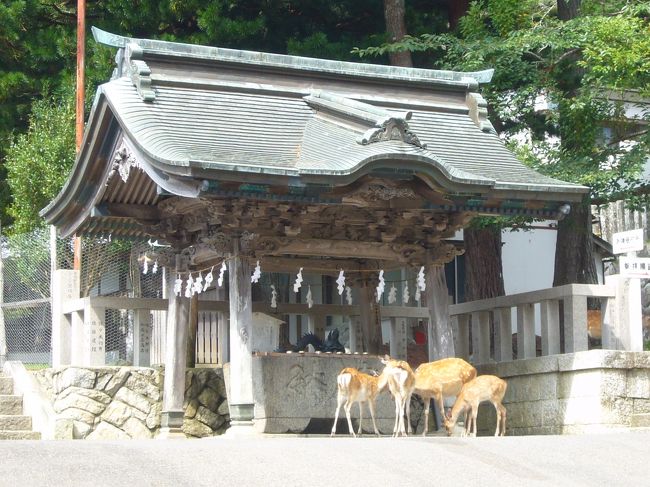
[[619, 256, 650, 278], [612, 228, 644, 254]]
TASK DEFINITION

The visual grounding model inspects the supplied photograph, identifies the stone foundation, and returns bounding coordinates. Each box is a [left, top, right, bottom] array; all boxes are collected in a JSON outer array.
[[475, 350, 650, 436], [34, 366, 229, 439]]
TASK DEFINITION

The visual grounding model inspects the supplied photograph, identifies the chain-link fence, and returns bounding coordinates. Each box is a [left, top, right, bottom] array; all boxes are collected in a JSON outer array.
[[0, 227, 167, 368]]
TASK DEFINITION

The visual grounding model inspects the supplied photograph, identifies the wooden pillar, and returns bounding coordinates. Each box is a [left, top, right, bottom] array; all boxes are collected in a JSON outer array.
[[216, 285, 229, 365], [187, 293, 198, 367], [133, 309, 152, 367], [227, 242, 255, 425], [389, 317, 407, 360], [453, 314, 470, 361], [161, 254, 190, 433], [348, 317, 360, 353], [358, 280, 381, 354], [425, 264, 454, 361], [83, 304, 105, 366]]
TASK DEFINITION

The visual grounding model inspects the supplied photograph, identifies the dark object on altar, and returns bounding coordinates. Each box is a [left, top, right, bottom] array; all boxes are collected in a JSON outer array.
[[276, 329, 345, 353]]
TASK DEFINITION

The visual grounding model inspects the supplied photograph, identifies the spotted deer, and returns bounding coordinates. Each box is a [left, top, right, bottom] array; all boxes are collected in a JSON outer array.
[[413, 357, 477, 436], [443, 375, 508, 437], [381, 357, 416, 437], [331, 367, 387, 437]]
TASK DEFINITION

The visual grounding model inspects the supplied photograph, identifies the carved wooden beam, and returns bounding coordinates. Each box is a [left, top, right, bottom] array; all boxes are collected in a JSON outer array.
[[255, 237, 426, 265], [92, 203, 160, 221]]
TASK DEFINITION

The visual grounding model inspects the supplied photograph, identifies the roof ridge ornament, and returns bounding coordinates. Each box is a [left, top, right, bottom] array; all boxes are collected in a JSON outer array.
[[111, 140, 140, 183], [358, 116, 426, 148], [125, 42, 155, 102], [304, 91, 425, 149]]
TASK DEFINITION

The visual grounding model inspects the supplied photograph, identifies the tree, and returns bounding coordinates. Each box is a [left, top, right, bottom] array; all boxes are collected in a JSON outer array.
[[357, 0, 650, 288]]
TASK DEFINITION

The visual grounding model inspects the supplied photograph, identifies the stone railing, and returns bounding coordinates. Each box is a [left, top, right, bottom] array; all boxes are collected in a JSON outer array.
[[449, 276, 643, 365]]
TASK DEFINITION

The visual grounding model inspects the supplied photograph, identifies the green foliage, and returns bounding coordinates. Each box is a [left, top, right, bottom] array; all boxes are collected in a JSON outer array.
[[5, 90, 75, 234], [356, 1, 650, 210]]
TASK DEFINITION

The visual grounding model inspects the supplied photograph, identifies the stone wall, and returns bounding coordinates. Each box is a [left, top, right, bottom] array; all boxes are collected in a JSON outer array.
[[475, 350, 650, 436], [34, 366, 229, 439]]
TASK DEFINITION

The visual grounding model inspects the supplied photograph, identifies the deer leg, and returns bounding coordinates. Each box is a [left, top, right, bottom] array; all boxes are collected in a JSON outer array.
[[471, 404, 479, 437], [368, 400, 380, 437], [498, 404, 507, 436], [344, 401, 356, 438], [392, 397, 400, 437], [422, 397, 431, 437], [357, 401, 364, 437], [331, 393, 344, 436], [436, 393, 445, 430]]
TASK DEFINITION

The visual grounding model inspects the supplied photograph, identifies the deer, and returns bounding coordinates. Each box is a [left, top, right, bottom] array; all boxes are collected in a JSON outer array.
[[380, 357, 416, 437], [413, 357, 477, 436], [331, 367, 387, 437], [443, 375, 508, 437]]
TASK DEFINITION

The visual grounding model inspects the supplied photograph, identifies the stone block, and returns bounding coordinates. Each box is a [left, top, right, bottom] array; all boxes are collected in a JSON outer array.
[[102, 368, 131, 396], [114, 387, 151, 413], [217, 398, 229, 416], [72, 420, 92, 439], [146, 401, 162, 430], [182, 418, 214, 437], [632, 398, 650, 414], [195, 405, 226, 430], [558, 370, 626, 399], [0, 376, 13, 395], [87, 421, 130, 440], [506, 374, 557, 403], [122, 417, 153, 439], [58, 406, 96, 425], [54, 391, 107, 416], [53, 367, 97, 393], [480, 355, 559, 379], [54, 418, 74, 439], [58, 386, 112, 405], [197, 387, 220, 411], [630, 413, 650, 427], [249, 355, 398, 434], [0, 395, 22, 415], [558, 350, 634, 372], [627, 369, 650, 399], [125, 373, 162, 402]]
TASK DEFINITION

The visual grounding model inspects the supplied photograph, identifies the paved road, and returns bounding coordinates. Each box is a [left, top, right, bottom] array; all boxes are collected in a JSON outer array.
[[0, 431, 647, 486]]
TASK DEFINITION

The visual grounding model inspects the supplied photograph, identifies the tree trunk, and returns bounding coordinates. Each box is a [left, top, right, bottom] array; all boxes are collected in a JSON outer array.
[[557, 0, 581, 21], [448, 0, 470, 30], [383, 0, 412, 67], [425, 265, 455, 360], [464, 226, 505, 301], [553, 200, 598, 286]]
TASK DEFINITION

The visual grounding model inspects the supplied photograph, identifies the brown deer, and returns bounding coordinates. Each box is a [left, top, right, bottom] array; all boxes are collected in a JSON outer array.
[[331, 367, 387, 437], [443, 375, 508, 437], [413, 357, 477, 436], [381, 357, 416, 437]]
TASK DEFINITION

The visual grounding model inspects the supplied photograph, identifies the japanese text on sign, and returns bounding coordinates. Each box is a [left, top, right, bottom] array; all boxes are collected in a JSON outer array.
[[612, 228, 644, 254], [619, 256, 650, 278]]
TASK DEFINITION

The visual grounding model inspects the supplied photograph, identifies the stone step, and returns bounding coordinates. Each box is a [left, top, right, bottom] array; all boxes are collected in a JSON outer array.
[[0, 430, 41, 440], [0, 415, 32, 431], [631, 414, 650, 428], [0, 376, 12, 395], [0, 395, 23, 415]]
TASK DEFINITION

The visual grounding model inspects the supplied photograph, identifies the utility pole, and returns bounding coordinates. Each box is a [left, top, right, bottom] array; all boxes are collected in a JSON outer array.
[[73, 0, 85, 270]]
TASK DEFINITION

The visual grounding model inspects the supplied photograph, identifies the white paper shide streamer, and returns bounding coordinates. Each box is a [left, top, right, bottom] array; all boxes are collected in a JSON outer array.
[[174, 274, 183, 296], [375, 270, 385, 303], [193, 273, 203, 295], [336, 270, 346, 295], [403, 283, 410, 304], [417, 266, 426, 291], [251, 260, 261, 283], [203, 266, 214, 291], [185, 274, 193, 298], [293, 267, 304, 293], [388, 284, 397, 304], [270, 284, 278, 309], [306, 285, 313, 309], [217, 261, 227, 287], [345, 286, 353, 306]]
